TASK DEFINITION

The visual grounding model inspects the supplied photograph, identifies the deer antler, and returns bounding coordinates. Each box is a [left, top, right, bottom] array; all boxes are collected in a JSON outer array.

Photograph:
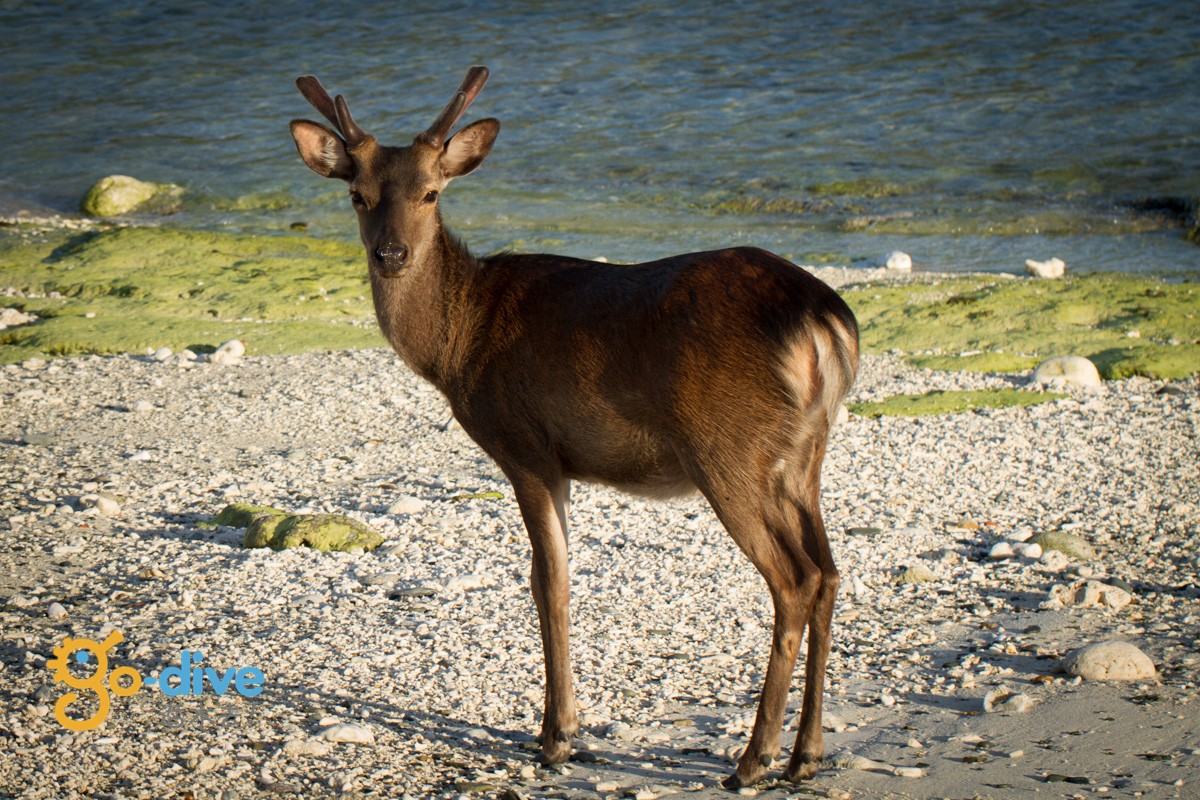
[[296, 75, 372, 148], [418, 65, 490, 147]]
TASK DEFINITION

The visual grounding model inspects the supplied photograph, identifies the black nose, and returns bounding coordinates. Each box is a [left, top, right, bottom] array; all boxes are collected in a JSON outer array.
[[373, 243, 409, 272]]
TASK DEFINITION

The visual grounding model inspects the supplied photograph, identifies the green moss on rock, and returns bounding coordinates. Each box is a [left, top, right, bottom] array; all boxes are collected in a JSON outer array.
[[1028, 531, 1098, 561], [207, 502, 287, 529], [81, 175, 184, 217], [244, 513, 383, 552]]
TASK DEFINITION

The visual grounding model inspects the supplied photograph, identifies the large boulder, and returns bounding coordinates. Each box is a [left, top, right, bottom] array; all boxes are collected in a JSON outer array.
[[81, 175, 184, 217], [1064, 641, 1156, 681]]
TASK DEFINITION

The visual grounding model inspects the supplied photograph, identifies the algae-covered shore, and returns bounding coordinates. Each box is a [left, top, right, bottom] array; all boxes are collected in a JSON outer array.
[[2, 224, 1197, 385]]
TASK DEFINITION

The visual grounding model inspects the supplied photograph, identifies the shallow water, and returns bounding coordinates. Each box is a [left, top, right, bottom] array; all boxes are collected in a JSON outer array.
[[2, 0, 1198, 274]]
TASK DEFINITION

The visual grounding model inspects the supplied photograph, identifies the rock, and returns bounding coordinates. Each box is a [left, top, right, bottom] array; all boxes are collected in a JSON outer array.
[[895, 564, 937, 584], [834, 404, 850, 425], [443, 573, 494, 592], [1014, 542, 1042, 559], [884, 251, 912, 272], [244, 513, 384, 553], [595, 780, 620, 793], [129, 400, 154, 413], [151, 346, 173, 362], [1025, 257, 1065, 278], [1032, 356, 1102, 389], [894, 766, 927, 778], [989, 542, 1014, 560], [1064, 641, 1156, 681], [47, 602, 68, 619], [0, 308, 37, 329], [1028, 530, 1098, 561], [208, 339, 245, 365], [1075, 580, 1132, 612], [984, 685, 1037, 713], [319, 722, 375, 744], [94, 496, 121, 516], [80, 175, 184, 217], [387, 495, 425, 516], [1038, 550, 1070, 572]]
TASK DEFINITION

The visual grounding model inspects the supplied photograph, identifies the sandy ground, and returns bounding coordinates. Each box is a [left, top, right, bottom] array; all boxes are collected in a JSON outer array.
[[1, 333, 1198, 799]]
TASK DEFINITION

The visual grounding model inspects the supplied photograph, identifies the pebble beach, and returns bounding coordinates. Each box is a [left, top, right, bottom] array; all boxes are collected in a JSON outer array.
[[2, 264, 1198, 799]]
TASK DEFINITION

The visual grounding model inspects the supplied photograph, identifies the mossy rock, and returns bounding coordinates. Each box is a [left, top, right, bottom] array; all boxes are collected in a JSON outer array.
[[1028, 531, 1098, 561], [80, 175, 184, 217], [895, 564, 938, 584], [244, 513, 383, 552], [206, 502, 287, 529]]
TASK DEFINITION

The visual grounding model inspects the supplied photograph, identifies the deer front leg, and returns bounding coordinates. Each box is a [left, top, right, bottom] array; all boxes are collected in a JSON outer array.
[[512, 475, 576, 764]]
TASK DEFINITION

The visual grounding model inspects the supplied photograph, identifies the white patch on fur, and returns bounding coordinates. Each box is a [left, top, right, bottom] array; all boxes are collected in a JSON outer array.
[[321, 138, 340, 171]]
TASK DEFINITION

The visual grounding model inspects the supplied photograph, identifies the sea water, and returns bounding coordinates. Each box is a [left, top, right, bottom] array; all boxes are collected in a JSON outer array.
[[2, 0, 1197, 274]]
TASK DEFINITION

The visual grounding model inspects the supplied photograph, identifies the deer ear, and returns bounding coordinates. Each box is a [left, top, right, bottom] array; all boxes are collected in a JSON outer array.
[[441, 118, 500, 179], [290, 119, 355, 180]]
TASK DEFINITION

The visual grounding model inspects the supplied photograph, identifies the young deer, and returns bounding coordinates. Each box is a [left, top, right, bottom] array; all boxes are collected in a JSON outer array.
[[290, 66, 858, 788]]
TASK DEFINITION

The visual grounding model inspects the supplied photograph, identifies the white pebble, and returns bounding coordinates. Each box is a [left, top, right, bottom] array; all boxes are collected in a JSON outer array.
[[989, 542, 1014, 560], [319, 722, 375, 744], [47, 602, 68, 619], [884, 251, 912, 272], [388, 495, 425, 515]]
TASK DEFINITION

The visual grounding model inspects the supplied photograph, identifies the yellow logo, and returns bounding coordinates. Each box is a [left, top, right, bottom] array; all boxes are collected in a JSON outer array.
[[46, 630, 142, 732]]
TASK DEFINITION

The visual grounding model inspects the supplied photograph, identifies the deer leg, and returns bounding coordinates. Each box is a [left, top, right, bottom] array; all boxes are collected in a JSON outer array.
[[783, 501, 838, 783], [709, 502, 820, 789], [512, 475, 576, 764]]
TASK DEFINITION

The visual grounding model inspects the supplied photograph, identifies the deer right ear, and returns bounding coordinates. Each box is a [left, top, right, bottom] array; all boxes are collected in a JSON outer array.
[[290, 120, 355, 180]]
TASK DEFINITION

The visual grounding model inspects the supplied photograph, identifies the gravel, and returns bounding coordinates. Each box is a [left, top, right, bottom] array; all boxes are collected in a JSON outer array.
[[1, 300, 1198, 798]]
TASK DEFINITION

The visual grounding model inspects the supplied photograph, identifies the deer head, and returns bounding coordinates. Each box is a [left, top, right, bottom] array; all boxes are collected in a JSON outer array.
[[289, 66, 499, 277]]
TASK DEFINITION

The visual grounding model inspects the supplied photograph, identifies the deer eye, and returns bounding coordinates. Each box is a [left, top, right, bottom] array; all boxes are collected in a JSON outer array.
[[349, 191, 365, 206], [423, 190, 439, 204]]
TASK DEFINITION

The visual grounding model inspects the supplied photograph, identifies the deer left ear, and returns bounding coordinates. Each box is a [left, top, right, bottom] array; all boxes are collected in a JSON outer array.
[[441, 118, 500, 179], [290, 119, 355, 181]]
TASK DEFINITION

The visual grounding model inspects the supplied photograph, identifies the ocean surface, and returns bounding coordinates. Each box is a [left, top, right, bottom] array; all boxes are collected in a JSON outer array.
[[2, 0, 1198, 274]]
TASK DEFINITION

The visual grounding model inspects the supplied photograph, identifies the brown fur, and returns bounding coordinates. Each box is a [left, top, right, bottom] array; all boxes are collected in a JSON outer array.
[[290, 67, 859, 787]]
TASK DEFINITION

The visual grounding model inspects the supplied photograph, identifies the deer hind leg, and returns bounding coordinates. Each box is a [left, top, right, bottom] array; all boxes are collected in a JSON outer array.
[[706, 491, 822, 789], [781, 442, 839, 783], [509, 473, 577, 765]]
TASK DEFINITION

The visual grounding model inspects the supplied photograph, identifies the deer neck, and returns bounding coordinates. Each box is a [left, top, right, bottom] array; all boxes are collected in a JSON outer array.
[[368, 227, 474, 389]]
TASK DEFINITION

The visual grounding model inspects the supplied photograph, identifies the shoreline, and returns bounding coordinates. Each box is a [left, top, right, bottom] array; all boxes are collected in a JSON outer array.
[[1, 346, 1198, 799]]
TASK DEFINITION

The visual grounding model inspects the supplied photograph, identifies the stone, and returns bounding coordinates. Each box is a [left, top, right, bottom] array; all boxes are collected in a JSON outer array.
[[319, 722, 375, 744], [1075, 580, 1132, 612], [129, 400, 154, 413], [1064, 641, 1156, 681], [80, 175, 183, 217], [387, 495, 425, 515], [1032, 356, 1102, 389], [894, 766, 926, 778], [47, 602, 68, 619], [1014, 542, 1042, 559], [1028, 530, 1098, 561], [244, 513, 384, 553], [885, 251, 912, 272], [0, 308, 36, 329], [151, 347, 173, 362], [835, 404, 850, 425], [1025, 257, 1065, 279], [208, 339, 245, 365], [989, 542, 1014, 560], [94, 496, 121, 516]]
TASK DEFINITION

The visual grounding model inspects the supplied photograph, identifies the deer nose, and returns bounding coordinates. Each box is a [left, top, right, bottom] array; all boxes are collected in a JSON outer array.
[[373, 243, 409, 272]]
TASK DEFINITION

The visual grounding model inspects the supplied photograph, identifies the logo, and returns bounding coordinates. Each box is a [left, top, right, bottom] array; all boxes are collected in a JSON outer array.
[[47, 631, 265, 731]]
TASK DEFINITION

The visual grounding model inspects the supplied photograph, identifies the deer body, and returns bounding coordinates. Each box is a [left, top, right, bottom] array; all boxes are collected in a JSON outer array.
[[291, 67, 859, 788]]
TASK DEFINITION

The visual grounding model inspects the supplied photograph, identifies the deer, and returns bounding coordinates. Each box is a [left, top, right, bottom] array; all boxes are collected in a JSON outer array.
[[289, 65, 859, 788]]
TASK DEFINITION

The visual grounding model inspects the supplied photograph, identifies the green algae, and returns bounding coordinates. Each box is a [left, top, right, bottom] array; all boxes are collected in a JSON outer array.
[[849, 389, 1065, 419], [0, 226, 381, 363], [842, 275, 1200, 380]]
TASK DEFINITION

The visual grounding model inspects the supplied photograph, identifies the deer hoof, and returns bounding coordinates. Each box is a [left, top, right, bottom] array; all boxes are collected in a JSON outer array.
[[782, 755, 821, 783], [722, 761, 768, 790], [537, 732, 572, 765]]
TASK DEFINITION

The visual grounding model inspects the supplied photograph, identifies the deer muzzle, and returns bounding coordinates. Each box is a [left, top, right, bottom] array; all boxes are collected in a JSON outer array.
[[373, 243, 410, 275]]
